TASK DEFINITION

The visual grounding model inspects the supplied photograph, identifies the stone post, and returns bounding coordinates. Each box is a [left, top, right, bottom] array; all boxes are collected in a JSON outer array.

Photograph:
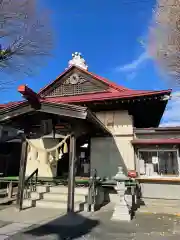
[[111, 166, 131, 222]]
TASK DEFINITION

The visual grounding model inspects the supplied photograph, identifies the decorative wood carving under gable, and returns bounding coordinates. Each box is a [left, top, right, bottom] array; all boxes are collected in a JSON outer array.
[[41, 70, 109, 97]]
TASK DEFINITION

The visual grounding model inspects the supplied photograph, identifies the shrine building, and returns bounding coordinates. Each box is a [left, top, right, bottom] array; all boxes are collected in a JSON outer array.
[[0, 52, 180, 205]]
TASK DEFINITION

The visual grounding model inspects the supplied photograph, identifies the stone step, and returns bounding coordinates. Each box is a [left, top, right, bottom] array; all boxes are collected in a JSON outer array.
[[30, 192, 43, 200], [36, 199, 85, 210], [30, 191, 87, 202], [36, 185, 50, 193], [36, 185, 89, 195], [43, 192, 87, 202], [23, 199, 35, 208], [23, 199, 87, 211], [49, 186, 88, 195]]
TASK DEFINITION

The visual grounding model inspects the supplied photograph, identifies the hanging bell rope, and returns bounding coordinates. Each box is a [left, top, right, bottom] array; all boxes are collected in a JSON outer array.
[[55, 148, 59, 161], [25, 134, 71, 153]]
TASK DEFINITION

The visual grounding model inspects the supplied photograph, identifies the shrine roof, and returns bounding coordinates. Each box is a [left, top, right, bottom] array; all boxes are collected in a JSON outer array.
[[0, 65, 171, 112], [0, 101, 24, 109], [0, 51, 172, 129], [38, 65, 130, 95], [43, 89, 171, 104], [38, 65, 171, 101]]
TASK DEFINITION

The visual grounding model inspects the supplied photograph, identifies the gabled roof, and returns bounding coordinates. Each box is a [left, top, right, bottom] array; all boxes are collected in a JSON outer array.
[[0, 65, 172, 116], [38, 65, 171, 103], [38, 65, 131, 96]]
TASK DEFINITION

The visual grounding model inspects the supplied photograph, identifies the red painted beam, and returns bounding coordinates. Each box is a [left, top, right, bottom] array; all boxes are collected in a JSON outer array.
[[18, 85, 40, 104], [131, 139, 180, 145]]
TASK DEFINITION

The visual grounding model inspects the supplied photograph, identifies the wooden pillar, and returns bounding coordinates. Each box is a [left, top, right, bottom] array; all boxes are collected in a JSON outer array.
[[7, 181, 13, 199], [16, 139, 28, 211], [67, 134, 76, 213]]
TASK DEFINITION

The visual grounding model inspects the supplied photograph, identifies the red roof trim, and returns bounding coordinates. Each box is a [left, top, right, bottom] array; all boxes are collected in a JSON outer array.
[[131, 139, 180, 145], [1, 101, 26, 111], [44, 89, 171, 104], [0, 98, 86, 113], [0, 88, 172, 111], [0, 101, 25, 110], [134, 127, 180, 131], [0, 87, 172, 111]]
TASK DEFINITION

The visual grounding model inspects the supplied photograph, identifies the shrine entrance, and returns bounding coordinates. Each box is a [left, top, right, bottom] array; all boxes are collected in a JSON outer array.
[[76, 134, 91, 177], [0, 97, 110, 210], [56, 136, 70, 178], [0, 100, 110, 179], [56, 134, 91, 178]]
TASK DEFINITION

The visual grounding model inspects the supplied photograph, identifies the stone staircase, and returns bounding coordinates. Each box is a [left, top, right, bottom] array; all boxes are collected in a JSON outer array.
[[23, 185, 89, 212]]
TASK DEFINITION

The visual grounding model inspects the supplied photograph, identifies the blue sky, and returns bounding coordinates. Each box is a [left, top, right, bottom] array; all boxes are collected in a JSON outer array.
[[0, 0, 179, 126]]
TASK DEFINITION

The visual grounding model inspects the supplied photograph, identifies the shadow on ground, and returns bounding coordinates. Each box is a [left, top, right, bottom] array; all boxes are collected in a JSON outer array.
[[20, 212, 99, 239]]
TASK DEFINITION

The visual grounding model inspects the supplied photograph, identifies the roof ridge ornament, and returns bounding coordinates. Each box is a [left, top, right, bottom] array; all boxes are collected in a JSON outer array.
[[68, 52, 88, 70]]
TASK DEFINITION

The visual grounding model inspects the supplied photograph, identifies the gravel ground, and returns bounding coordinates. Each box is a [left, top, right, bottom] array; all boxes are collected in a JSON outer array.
[[7, 206, 180, 240]]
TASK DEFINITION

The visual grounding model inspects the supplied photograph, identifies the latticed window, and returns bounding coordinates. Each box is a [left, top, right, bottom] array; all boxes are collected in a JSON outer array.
[[43, 74, 107, 97]]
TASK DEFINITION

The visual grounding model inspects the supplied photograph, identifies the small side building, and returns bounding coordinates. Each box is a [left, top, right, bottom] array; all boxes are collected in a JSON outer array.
[[133, 127, 180, 200]]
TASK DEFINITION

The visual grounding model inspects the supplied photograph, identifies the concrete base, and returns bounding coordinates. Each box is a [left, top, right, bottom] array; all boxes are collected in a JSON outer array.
[[111, 204, 131, 221], [111, 180, 131, 222]]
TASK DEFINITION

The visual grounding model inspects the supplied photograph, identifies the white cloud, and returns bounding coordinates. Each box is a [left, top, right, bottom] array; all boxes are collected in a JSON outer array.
[[115, 51, 149, 72], [161, 91, 180, 126], [160, 122, 180, 127]]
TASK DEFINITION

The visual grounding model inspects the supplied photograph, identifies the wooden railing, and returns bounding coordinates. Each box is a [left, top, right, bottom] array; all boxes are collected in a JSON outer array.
[[23, 168, 38, 200]]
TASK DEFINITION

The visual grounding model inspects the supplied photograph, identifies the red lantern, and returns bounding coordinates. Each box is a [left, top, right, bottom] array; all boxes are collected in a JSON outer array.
[[128, 170, 137, 178]]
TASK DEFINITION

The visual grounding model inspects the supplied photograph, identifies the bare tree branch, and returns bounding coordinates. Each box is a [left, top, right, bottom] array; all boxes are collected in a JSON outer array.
[[0, 0, 53, 89], [148, 0, 180, 86], [0, 0, 36, 38]]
